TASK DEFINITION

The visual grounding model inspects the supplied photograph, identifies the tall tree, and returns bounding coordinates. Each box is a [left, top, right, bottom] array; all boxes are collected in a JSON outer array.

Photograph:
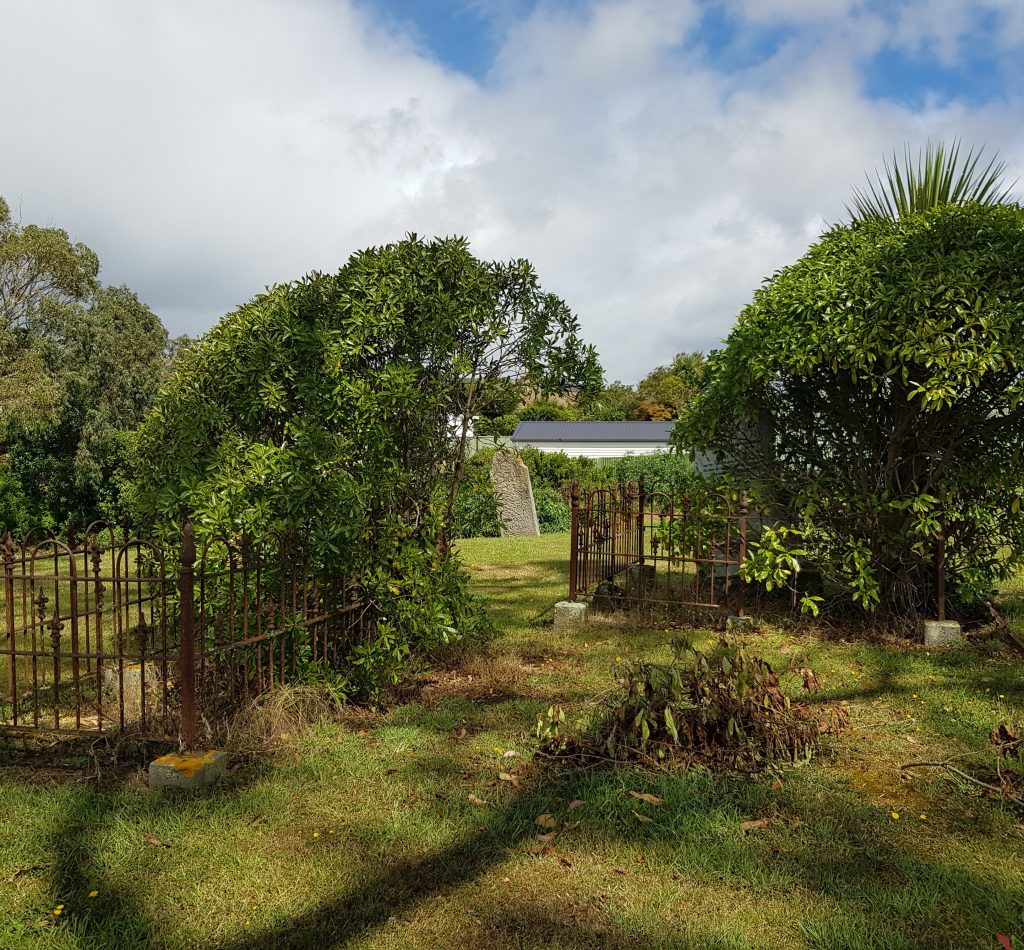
[[129, 235, 599, 697], [0, 198, 171, 532], [637, 351, 705, 420], [682, 145, 1023, 624], [0, 196, 100, 434]]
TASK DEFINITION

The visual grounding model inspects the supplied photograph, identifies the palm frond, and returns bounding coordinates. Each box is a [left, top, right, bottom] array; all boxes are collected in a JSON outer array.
[[846, 139, 1018, 223]]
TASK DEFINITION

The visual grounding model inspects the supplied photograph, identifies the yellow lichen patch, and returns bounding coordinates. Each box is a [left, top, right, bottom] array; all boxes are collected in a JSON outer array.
[[153, 751, 221, 778], [844, 765, 931, 811]]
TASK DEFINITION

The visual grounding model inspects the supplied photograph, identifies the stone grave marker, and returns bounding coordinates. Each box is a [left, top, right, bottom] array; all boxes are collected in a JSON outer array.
[[490, 450, 540, 537]]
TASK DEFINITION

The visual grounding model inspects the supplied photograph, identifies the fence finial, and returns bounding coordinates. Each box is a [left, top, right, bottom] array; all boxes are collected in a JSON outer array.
[[180, 522, 196, 567], [1, 529, 14, 562]]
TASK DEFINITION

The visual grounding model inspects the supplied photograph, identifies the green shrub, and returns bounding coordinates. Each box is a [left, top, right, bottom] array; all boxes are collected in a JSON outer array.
[[682, 201, 1024, 620], [129, 236, 598, 701], [533, 486, 571, 533], [608, 451, 700, 497], [452, 476, 502, 539], [517, 447, 602, 491]]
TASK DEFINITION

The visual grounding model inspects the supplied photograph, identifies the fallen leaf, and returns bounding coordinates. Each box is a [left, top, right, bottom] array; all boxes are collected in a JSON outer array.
[[559, 856, 573, 868], [498, 772, 520, 787], [249, 817, 266, 826], [632, 810, 654, 824], [798, 668, 820, 693], [536, 831, 557, 842], [740, 818, 770, 834], [628, 791, 663, 805], [384, 768, 398, 776], [996, 935, 1013, 950], [5, 865, 45, 884], [502, 750, 518, 759], [563, 820, 581, 831], [568, 799, 585, 810], [500, 876, 511, 883], [535, 813, 558, 828], [530, 844, 556, 856], [771, 777, 783, 791], [467, 794, 488, 807], [143, 833, 170, 848]]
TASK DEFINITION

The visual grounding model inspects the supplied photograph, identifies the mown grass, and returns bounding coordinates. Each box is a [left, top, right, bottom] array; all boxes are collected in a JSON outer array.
[[1, 532, 1022, 948]]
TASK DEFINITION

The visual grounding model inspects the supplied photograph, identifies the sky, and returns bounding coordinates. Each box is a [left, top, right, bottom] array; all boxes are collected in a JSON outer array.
[[2, 0, 1023, 382]]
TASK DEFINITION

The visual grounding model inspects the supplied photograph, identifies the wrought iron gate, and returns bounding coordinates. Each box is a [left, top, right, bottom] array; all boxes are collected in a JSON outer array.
[[568, 481, 751, 611]]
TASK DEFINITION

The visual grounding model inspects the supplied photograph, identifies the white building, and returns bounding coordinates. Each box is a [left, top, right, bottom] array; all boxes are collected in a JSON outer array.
[[510, 421, 674, 459]]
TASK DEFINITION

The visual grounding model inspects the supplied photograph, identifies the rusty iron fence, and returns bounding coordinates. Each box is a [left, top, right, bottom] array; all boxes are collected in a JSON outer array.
[[568, 481, 753, 613], [1, 522, 368, 746]]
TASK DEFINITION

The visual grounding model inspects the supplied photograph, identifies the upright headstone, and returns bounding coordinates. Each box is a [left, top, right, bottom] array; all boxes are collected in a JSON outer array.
[[490, 450, 540, 536]]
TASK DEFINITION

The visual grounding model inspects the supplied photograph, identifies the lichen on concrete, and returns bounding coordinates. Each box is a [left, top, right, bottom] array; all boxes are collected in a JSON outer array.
[[149, 749, 228, 791]]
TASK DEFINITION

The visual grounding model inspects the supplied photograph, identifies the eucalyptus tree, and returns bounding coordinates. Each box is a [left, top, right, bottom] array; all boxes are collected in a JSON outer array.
[[0, 196, 100, 434]]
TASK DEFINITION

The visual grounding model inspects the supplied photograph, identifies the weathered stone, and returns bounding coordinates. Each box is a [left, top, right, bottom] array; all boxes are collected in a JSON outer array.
[[592, 579, 624, 612], [490, 450, 540, 537], [553, 601, 589, 628], [625, 563, 655, 598], [102, 664, 163, 723], [726, 615, 754, 632], [921, 619, 963, 647], [149, 750, 229, 792]]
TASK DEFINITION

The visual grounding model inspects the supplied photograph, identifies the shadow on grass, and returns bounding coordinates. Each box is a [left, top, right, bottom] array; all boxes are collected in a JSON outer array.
[[203, 758, 1024, 950], [19, 762, 275, 948]]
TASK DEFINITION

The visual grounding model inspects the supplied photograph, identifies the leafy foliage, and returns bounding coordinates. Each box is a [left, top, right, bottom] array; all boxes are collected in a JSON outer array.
[[4, 287, 172, 530], [682, 201, 1024, 622], [543, 637, 826, 770], [131, 235, 597, 697], [848, 140, 1017, 223], [533, 486, 571, 532], [0, 197, 173, 532], [0, 196, 101, 436], [635, 351, 705, 421], [740, 525, 823, 616]]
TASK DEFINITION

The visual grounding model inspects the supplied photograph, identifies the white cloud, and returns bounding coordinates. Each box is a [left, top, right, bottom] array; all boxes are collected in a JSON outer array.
[[1, 0, 1022, 381]]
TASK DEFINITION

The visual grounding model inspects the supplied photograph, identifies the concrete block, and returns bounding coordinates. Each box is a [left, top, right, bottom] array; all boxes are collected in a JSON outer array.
[[921, 620, 963, 647], [726, 615, 755, 633], [149, 750, 229, 792], [554, 601, 589, 628]]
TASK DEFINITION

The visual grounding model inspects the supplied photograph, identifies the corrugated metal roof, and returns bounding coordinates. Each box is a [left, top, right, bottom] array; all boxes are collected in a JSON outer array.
[[511, 421, 674, 442]]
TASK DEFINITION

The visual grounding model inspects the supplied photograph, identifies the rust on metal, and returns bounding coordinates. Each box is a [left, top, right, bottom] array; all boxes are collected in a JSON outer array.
[[0, 520, 369, 744], [568, 482, 757, 613]]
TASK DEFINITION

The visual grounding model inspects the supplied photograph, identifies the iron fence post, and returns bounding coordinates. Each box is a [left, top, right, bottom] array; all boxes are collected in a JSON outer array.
[[3, 531, 15, 704], [568, 483, 579, 601], [738, 491, 749, 618], [637, 476, 646, 567], [936, 486, 947, 622], [178, 523, 197, 749]]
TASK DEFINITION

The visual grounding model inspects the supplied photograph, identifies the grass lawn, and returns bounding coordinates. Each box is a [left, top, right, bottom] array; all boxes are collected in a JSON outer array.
[[1, 532, 1022, 948]]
